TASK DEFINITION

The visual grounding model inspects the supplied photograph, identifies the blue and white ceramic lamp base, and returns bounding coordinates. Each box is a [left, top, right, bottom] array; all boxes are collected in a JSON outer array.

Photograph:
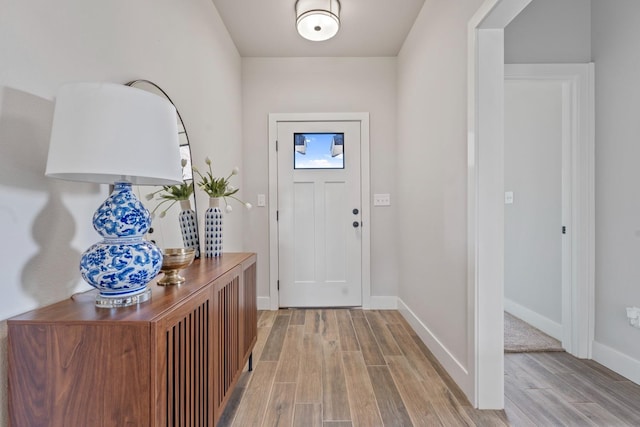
[[80, 182, 162, 307]]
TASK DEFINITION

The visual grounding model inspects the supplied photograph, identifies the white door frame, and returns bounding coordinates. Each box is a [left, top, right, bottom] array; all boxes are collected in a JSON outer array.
[[468, 0, 595, 408], [268, 113, 371, 310]]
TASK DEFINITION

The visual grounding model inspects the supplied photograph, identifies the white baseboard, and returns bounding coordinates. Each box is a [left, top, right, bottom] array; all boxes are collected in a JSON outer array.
[[259, 296, 397, 310], [257, 296, 271, 311], [369, 296, 398, 309], [504, 298, 563, 341], [592, 341, 640, 385], [397, 298, 472, 398]]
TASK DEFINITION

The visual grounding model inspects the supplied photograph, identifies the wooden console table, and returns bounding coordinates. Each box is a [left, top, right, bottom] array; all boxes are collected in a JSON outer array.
[[8, 252, 257, 427]]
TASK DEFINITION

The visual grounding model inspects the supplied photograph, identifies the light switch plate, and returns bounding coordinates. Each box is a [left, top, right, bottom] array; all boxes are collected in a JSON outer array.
[[257, 194, 266, 207], [373, 193, 391, 206]]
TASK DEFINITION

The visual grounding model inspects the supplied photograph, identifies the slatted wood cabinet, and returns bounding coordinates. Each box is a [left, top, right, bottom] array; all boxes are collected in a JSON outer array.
[[8, 253, 257, 427]]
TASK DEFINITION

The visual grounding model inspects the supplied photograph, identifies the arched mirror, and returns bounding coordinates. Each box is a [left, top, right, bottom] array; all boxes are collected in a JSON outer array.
[[125, 80, 199, 257]]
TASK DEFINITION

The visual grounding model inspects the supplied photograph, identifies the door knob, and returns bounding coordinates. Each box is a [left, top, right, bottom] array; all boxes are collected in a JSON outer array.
[[352, 208, 359, 215], [353, 221, 360, 228]]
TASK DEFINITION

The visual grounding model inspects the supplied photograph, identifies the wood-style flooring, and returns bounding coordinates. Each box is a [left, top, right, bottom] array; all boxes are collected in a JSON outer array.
[[219, 309, 640, 426]]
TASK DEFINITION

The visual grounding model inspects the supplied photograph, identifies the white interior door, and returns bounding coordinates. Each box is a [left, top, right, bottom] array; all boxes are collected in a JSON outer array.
[[504, 78, 569, 345], [503, 62, 597, 357], [277, 120, 362, 307]]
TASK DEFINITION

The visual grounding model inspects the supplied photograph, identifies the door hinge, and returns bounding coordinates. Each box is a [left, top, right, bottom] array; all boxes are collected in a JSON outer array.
[[562, 225, 567, 234], [277, 280, 280, 291], [276, 140, 278, 151], [276, 210, 279, 221]]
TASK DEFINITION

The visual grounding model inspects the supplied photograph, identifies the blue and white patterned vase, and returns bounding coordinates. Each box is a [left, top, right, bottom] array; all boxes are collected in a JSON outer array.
[[179, 200, 200, 258], [80, 181, 162, 307], [204, 197, 223, 258]]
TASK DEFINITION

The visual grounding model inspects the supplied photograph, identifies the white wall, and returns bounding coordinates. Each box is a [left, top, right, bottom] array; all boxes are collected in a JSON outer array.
[[397, 0, 484, 399], [591, 0, 640, 381], [241, 57, 398, 306], [505, 0, 591, 63], [0, 0, 242, 424]]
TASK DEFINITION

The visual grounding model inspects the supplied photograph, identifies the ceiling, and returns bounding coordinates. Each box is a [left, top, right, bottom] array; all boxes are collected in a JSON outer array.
[[211, 0, 426, 57]]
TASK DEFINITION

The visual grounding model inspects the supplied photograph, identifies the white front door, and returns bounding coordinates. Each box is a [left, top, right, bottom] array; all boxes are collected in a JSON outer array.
[[277, 120, 362, 307]]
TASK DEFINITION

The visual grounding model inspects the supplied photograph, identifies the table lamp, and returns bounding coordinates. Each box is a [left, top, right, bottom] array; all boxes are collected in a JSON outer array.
[[45, 82, 183, 307]]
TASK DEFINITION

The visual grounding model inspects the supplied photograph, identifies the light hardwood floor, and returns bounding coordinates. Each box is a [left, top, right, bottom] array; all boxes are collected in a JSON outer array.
[[219, 309, 640, 426]]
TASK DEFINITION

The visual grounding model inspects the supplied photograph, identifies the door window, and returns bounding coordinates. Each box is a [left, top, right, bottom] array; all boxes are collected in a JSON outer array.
[[293, 133, 344, 169]]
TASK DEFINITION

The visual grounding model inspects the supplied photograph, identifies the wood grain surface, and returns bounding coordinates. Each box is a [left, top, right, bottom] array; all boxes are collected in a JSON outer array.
[[8, 254, 257, 427], [220, 309, 640, 426]]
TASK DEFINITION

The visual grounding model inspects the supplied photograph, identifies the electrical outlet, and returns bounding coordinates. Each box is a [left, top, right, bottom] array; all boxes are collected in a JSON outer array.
[[626, 307, 640, 328], [373, 193, 390, 206], [505, 191, 514, 205]]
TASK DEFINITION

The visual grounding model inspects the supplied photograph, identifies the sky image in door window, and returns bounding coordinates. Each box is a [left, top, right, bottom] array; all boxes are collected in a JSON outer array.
[[294, 133, 344, 169]]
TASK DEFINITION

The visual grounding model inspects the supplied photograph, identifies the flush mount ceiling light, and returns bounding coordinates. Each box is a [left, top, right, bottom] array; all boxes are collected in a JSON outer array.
[[296, 0, 341, 42]]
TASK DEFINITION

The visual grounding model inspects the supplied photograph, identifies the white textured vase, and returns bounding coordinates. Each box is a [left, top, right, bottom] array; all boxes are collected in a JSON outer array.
[[178, 199, 200, 258], [204, 197, 223, 257]]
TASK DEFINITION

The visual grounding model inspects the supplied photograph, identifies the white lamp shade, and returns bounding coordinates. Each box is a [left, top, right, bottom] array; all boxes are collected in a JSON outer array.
[[45, 82, 183, 186], [296, 0, 340, 42]]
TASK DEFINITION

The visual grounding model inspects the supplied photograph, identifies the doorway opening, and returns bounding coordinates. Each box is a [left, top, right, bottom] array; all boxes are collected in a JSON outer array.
[[504, 63, 594, 356], [468, 0, 595, 408]]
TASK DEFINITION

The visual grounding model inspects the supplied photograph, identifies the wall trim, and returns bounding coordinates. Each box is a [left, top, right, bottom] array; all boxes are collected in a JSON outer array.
[[369, 296, 398, 309], [592, 341, 640, 385], [258, 295, 396, 311], [398, 298, 472, 396], [504, 298, 563, 341], [257, 297, 271, 311]]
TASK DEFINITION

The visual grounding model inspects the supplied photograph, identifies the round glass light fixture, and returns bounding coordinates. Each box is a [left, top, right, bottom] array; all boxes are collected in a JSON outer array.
[[296, 0, 341, 42]]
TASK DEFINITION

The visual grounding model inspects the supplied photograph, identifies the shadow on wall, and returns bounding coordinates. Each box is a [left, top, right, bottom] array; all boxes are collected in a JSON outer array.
[[0, 86, 98, 311], [22, 187, 82, 306]]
